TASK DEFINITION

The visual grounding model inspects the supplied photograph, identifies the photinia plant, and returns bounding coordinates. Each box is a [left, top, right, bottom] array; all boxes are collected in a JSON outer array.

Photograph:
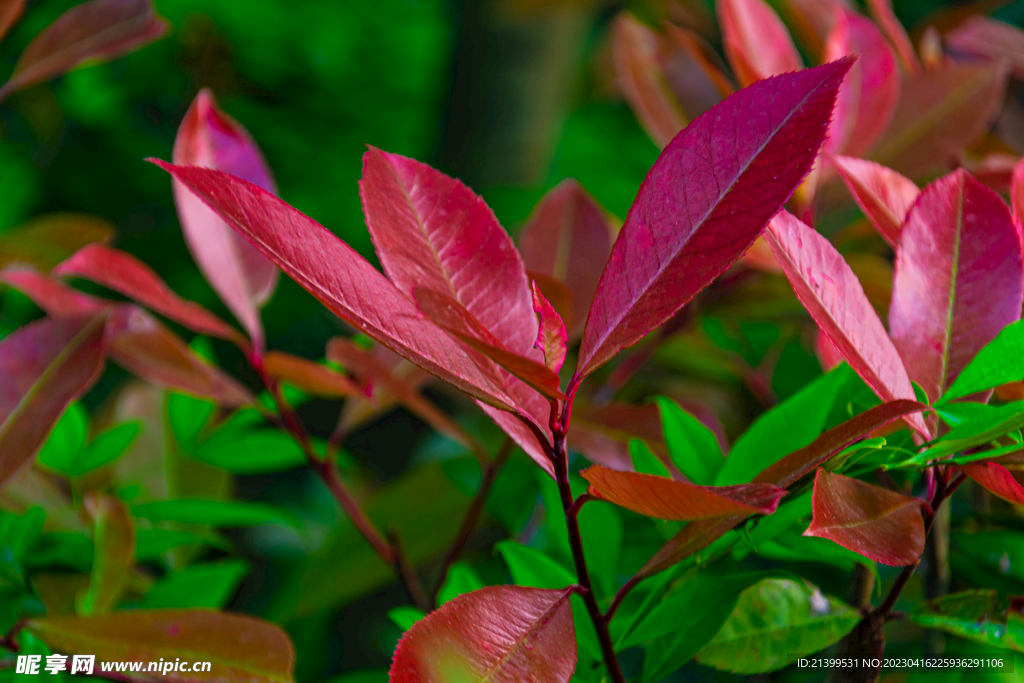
[[5, 1, 1024, 681]]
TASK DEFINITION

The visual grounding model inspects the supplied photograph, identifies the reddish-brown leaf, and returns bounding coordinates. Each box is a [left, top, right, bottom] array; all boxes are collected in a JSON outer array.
[[815, 327, 845, 371], [872, 63, 1008, 178], [54, 244, 245, 347], [865, 0, 920, 74], [0, 0, 167, 101], [0, 314, 107, 487], [518, 180, 614, 340], [413, 287, 564, 401], [961, 461, 1024, 505], [77, 492, 133, 616], [173, 89, 279, 350], [26, 610, 295, 683], [0, 213, 113, 273], [567, 403, 671, 473], [150, 161, 522, 413], [718, 0, 803, 86], [764, 211, 929, 436], [532, 282, 567, 373], [390, 586, 576, 683], [581, 465, 785, 520], [804, 469, 925, 566], [823, 10, 900, 158], [575, 61, 851, 383], [946, 16, 1024, 81], [360, 147, 537, 355], [831, 155, 919, 248], [889, 170, 1023, 403], [611, 12, 688, 148], [638, 399, 927, 578], [262, 351, 362, 399], [0, 0, 24, 43]]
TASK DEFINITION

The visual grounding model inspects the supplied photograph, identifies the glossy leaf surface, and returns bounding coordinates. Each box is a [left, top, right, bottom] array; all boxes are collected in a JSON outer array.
[[942, 320, 1024, 403], [0, 0, 167, 101], [173, 89, 279, 349], [576, 61, 851, 382], [765, 211, 928, 437], [581, 465, 785, 520], [831, 156, 919, 248], [890, 171, 1023, 404], [0, 315, 106, 487], [718, 0, 802, 86], [26, 610, 295, 683], [361, 147, 536, 354], [804, 469, 925, 566], [518, 180, 613, 340], [389, 585, 576, 683]]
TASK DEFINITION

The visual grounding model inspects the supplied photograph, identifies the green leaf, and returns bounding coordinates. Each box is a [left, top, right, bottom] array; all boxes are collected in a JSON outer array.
[[24, 533, 92, 573], [629, 439, 669, 477], [497, 541, 574, 589], [906, 401, 1024, 465], [141, 560, 249, 609], [168, 393, 215, 448], [191, 430, 306, 474], [910, 590, 1024, 652], [77, 494, 134, 616], [436, 563, 483, 607], [657, 397, 723, 485], [69, 422, 140, 476], [387, 606, 425, 632], [35, 402, 87, 474], [634, 570, 793, 682], [131, 500, 297, 527], [753, 536, 877, 580], [134, 529, 229, 563], [952, 532, 1024, 594], [576, 481, 623, 598], [715, 366, 849, 484], [694, 578, 859, 673], [322, 672, 388, 683], [941, 320, 1024, 404], [0, 509, 43, 589]]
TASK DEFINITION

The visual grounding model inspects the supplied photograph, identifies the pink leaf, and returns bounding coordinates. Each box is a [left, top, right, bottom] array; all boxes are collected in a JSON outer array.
[[173, 89, 279, 351], [1012, 158, 1024, 259], [718, 0, 803, 86], [804, 469, 925, 566], [150, 161, 523, 414], [360, 147, 537, 355], [864, 0, 920, 74], [946, 16, 1024, 81], [532, 282, 567, 373], [0, 0, 167, 101], [889, 170, 1023, 403], [814, 327, 845, 371], [823, 9, 900, 158], [961, 461, 1024, 505], [764, 211, 929, 437], [53, 244, 246, 348], [872, 63, 1008, 178], [412, 287, 565, 401], [390, 586, 576, 683], [575, 61, 852, 384], [518, 180, 614, 340], [581, 465, 785, 520], [0, 315, 107, 486], [831, 155, 919, 248], [477, 385, 555, 477]]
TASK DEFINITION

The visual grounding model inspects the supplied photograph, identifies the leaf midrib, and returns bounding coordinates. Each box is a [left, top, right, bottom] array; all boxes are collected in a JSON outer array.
[[479, 588, 573, 683]]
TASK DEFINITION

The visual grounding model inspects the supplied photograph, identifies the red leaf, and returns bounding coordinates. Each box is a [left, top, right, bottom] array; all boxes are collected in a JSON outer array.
[[1013, 159, 1024, 257], [804, 469, 925, 566], [765, 211, 928, 437], [865, 0, 920, 74], [575, 61, 852, 383], [150, 161, 523, 414], [262, 351, 362, 399], [0, 314, 107, 486], [961, 461, 1024, 505], [946, 16, 1024, 81], [581, 465, 785, 520], [831, 155, 919, 248], [814, 328, 845, 371], [390, 585, 576, 683], [0, 0, 25, 45], [53, 244, 246, 347], [360, 147, 537, 355], [889, 170, 1023, 403], [718, 0, 803, 86], [0, 267, 108, 314], [872, 63, 1008, 178], [477, 383, 555, 477], [532, 282, 567, 373], [638, 399, 926, 578], [518, 180, 614, 340], [0, 0, 166, 101], [173, 89, 279, 350], [823, 10, 900, 158], [413, 287, 564, 400]]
